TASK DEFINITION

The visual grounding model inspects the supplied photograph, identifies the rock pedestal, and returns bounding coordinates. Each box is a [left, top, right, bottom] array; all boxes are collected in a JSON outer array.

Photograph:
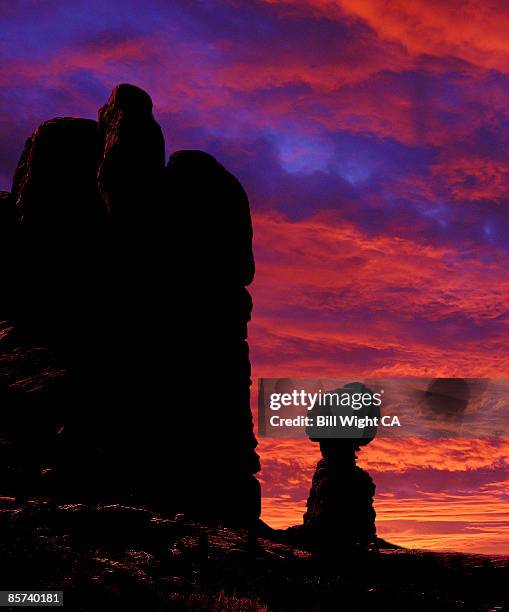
[[303, 443, 376, 554], [303, 383, 378, 554]]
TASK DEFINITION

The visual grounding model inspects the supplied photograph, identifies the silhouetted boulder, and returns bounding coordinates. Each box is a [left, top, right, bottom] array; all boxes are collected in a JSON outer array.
[[3, 117, 107, 503], [97, 84, 165, 221], [79, 85, 168, 499], [0, 191, 17, 320], [93, 83, 167, 403], [0, 190, 16, 226], [12, 118, 103, 230], [166, 150, 255, 286], [10, 117, 105, 355], [163, 150, 260, 524]]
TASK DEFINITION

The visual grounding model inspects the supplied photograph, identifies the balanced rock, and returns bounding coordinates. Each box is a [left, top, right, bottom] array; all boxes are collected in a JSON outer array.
[[303, 446, 377, 554], [303, 383, 378, 555]]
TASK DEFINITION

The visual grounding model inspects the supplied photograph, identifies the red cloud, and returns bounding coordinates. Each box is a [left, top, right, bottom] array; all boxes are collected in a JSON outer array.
[[261, 0, 509, 73], [431, 156, 509, 204], [258, 437, 509, 553], [251, 210, 509, 552], [250, 211, 509, 377]]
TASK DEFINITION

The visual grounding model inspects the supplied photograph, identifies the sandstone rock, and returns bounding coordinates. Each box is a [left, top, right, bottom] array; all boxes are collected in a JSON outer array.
[[93, 83, 167, 398], [163, 149, 260, 524], [303, 453, 376, 553], [10, 117, 105, 355], [1, 85, 261, 528], [12, 118, 103, 230], [0, 191, 17, 321], [97, 83, 165, 221], [166, 150, 254, 286], [4, 118, 107, 504], [303, 383, 379, 554], [0, 190, 16, 226]]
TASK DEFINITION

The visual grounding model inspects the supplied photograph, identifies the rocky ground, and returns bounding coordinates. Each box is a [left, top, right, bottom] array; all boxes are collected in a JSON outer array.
[[0, 500, 506, 611]]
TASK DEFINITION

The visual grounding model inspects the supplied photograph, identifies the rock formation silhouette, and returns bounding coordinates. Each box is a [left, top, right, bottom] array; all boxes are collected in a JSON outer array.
[[303, 443, 377, 554], [0, 190, 16, 319], [303, 382, 378, 555], [0, 84, 260, 526], [97, 83, 165, 221], [165, 150, 260, 524], [0, 190, 15, 225], [1, 117, 106, 502], [10, 117, 105, 354]]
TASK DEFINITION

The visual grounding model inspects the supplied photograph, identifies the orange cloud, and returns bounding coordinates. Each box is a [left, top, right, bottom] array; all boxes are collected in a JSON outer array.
[[261, 0, 509, 73], [258, 437, 509, 553], [250, 210, 509, 553], [250, 211, 509, 377]]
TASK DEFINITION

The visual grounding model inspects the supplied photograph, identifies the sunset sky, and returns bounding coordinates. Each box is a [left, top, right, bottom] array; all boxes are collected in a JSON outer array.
[[1, 0, 508, 554]]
